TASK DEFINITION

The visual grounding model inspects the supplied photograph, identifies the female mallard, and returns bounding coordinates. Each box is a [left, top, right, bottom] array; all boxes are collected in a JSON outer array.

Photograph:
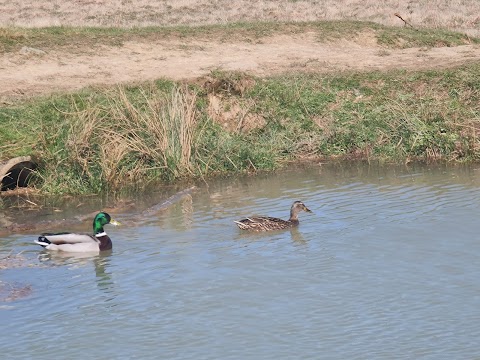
[[235, 201, 312, 232], [34, 212, 120, 253]]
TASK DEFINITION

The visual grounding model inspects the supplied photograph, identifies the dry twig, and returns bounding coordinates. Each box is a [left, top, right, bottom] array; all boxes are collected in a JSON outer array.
[[394, 13, 416, 29]]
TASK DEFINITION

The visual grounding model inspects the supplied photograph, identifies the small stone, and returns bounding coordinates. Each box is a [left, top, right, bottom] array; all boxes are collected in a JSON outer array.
[[19, 46, 46, 55]]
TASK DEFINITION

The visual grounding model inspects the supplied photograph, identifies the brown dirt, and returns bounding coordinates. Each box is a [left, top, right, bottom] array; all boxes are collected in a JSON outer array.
[[1, 30, 480, 102]]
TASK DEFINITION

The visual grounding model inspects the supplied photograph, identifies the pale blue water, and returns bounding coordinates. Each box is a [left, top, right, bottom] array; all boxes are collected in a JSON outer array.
[[1, 163, 480, 359]]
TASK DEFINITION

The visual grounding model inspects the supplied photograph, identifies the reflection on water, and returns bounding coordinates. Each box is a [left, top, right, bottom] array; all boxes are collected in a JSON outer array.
[[37, 251, 115, 292], [1, 162, 480, 359]]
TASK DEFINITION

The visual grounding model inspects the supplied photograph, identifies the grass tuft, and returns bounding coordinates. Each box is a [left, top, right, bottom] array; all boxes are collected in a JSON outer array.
[[38, 84, 199, 193]]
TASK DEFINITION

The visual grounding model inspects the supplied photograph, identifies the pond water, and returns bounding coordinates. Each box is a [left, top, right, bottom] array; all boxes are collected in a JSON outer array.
[[1, 162, 480, 359]]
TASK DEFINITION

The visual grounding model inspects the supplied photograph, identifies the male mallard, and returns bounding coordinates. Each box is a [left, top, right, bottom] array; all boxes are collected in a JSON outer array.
[[34, 212, 120, 253], [235, 201, 312, 232]]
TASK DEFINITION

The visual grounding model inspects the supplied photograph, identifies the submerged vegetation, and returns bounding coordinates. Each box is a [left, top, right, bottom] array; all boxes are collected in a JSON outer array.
[[2, 62, 480, 195]]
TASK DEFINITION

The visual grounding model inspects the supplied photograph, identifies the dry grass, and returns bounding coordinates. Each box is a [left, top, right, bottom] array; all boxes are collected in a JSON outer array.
[[61, 85, 198, 190], [0, 1, 479, 35]]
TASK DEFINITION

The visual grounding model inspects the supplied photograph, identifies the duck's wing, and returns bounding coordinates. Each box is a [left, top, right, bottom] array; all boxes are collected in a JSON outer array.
[[235, 216, 290, 231], [35, 232, 100, 252], [38, 232, 97, 244]]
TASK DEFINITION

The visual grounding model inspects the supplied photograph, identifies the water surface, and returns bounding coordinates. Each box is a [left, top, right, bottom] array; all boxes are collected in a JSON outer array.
[[1, 162, 480, 359]]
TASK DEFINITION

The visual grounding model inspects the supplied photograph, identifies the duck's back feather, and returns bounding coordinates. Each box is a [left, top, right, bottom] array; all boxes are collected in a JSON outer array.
[[35, 232, 101, 252], [235, 216, 297, 231], [39, 232, 97, 244], [34, 240, 100, 252]]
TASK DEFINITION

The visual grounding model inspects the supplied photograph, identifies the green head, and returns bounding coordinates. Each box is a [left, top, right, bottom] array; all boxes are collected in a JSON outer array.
[[93, 212, 121, 234]]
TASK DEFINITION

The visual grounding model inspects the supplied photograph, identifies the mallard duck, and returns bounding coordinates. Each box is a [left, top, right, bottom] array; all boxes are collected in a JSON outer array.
[[34, 212, 120, 253], [235, 201, 312, 232]]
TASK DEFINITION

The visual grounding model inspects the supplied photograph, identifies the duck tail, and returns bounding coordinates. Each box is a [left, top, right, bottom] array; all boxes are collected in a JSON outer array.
[[34, 236, 51, 248], [234, 220, 248, 230]]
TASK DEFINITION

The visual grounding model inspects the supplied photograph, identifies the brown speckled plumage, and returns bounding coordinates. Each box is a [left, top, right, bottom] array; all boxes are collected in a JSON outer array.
[[235, 201, 312, 232]]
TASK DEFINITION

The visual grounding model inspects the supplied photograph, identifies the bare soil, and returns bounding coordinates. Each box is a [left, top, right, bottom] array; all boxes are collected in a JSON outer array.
[[2, 0, 480, 101], [1, 30, 480, 102]]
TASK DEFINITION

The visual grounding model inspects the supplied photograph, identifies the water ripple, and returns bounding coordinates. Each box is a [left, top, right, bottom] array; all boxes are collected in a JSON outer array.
[[2, 164, 480, 359]]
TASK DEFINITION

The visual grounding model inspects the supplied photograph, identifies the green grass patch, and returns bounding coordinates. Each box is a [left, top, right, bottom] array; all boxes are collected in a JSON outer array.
[[2, 63, 480, 194], [1, 20, 477, 54]]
